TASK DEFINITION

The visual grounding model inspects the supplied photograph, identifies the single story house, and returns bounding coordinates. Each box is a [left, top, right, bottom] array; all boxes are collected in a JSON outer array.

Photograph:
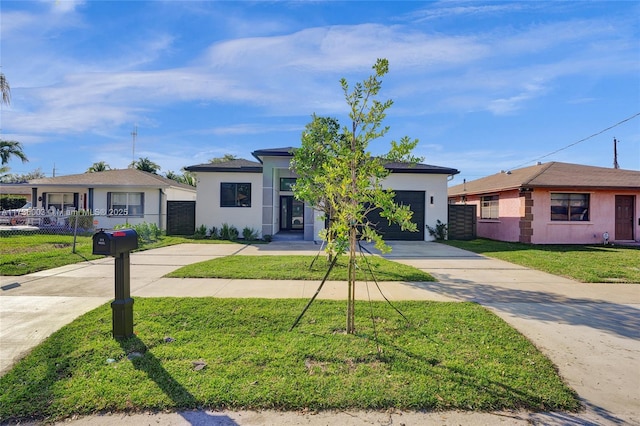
[[21, 169, 196, 230], [0, 184, 32, 203], [185, 147, 460, 241], [448, 162, 640, 244]]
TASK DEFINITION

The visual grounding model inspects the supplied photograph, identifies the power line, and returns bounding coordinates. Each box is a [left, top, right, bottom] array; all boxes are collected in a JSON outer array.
[[511, 112, 640, 170]]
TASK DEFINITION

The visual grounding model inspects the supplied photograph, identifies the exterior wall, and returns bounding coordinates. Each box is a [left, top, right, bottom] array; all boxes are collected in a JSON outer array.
[[531, 188, 639, 244], [450, 187, 640, 244], [382, 173, 449, 242], [193, 171, 263, 236], [92, 187, 160, 230], [260, 157, 317, 240], [30, 185, 195, 231], [192, 158, 454, 242], [455, 190, 522, 242]]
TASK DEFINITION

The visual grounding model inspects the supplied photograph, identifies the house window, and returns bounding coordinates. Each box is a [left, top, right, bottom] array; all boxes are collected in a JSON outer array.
[[280, 178, 297, 192], [221, 183, 251, 207], [46, 193, 75, 213], [107, 192, 144, 216], [551, 193, 590, 221], [481, 195, 499, 219]]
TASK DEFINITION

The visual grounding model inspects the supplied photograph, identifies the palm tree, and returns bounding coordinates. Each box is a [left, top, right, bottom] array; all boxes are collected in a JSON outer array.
[[0, 72, 10, 106], [0, 140, 28, 165], [86, 161, 111, 173], [181, 169, 197, 187], [129, 157, 161, 174], [164, 170, 181, 181]]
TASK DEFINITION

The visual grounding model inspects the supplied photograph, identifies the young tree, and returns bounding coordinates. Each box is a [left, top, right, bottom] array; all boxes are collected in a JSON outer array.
[[86, 161, 111, 173], [291, 58, 421, 334]]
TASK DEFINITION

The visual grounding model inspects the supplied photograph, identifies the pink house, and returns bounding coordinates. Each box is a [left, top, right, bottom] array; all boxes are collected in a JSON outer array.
[[448, 162, 640, 244]]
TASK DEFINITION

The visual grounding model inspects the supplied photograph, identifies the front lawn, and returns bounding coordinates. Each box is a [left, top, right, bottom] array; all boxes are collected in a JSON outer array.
[[0, 298, 580, 423], [441, 239, 640, 283], [166, 255, 436, 282], [0, 233, 234, 276]]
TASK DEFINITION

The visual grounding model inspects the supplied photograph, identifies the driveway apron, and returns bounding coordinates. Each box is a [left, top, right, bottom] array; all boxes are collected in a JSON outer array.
[[380, 241, 640, 425]]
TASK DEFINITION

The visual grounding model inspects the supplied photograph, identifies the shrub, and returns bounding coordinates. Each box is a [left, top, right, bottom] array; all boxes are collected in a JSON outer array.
[[0, 196, 27, 210], [209, 226, 219, 240], [220, 223, 239, 241], [115, 222, 163, 244], [262, 234, 272, 242], [426, 220, 448, 240], [242, 226, 259, 241], [193, 224, 208, 240]]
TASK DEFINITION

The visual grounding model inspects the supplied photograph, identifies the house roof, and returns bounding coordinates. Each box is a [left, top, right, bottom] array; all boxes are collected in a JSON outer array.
[[251, 147, 296, 162], [0, 184, 32, 196], [184, 159, 263, 173], [251, 147, 459, 175], [26, 169, 196, 190], [448, 162, 640, 196], [383, 161, 459, 175]]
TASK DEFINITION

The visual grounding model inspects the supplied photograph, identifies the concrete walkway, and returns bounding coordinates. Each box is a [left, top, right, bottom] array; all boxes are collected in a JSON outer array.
[[1, 241, 638, 425]]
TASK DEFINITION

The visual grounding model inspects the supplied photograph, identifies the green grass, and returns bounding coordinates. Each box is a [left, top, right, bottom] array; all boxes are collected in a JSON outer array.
[[166, 255, 436, 282], [0, 298, 580, 423], [441, 239, 640, 283], [0, 233, 102, 275], [0, 233, 234, 276]]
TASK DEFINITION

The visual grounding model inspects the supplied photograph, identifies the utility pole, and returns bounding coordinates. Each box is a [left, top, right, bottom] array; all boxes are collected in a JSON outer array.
[[613, 137, 619, 169], [131, 125, 138, 163]]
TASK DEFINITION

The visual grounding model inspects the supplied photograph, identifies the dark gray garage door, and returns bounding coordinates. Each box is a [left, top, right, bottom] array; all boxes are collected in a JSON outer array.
[[367, 191, 425, 241]]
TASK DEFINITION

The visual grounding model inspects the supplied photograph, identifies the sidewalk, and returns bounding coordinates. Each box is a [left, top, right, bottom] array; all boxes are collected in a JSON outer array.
[[1, 241, 639, 425]]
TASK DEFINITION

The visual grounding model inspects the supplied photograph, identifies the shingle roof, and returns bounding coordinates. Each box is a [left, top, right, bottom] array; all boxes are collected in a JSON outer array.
[[448, 162, 640, 196], [250, 147, 459, 175], [383, 161, 459, 175], [184, 159, 263, 173], [251, 147, 297, 163], [27, 168, 196, 190]]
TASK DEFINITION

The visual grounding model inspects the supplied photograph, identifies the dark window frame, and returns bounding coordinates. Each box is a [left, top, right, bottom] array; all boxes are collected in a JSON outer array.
[[220, 182, 252, 207], [280, 178, 297, 192], [550, 193, 590, 221]]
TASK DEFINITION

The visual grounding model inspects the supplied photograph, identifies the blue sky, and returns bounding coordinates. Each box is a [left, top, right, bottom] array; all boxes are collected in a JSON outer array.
[[1, 0, 639, 186]]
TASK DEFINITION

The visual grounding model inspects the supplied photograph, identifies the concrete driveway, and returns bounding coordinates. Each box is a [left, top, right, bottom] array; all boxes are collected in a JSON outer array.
[[1, 241, 638, 425], [380, 241, 640, 425]]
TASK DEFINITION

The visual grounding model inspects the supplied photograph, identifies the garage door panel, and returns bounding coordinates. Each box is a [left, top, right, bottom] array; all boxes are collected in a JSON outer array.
[[367, 191, 424, 241]]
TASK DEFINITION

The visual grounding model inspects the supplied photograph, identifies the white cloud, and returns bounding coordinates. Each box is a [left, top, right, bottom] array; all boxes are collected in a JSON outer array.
[[47, 0, 86, 14], [405, 2, 533, 23]]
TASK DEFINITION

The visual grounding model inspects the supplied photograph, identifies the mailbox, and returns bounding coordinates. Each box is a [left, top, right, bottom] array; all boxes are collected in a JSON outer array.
[[93, 229, 138, 256]]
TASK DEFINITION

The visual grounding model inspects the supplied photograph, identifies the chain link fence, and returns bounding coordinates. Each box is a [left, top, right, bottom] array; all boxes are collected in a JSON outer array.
[[0, 209, 174, 252]]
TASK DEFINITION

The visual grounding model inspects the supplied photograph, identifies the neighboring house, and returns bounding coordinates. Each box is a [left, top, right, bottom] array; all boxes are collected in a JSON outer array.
[[0, 183, 32, 203], [448, 162, 640, 244], [23, 169, 196, 230], [185, 147, 460, 241]]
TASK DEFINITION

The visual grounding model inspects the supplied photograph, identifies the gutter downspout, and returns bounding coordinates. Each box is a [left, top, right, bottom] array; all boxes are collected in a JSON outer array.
[[159, 188, 165, 230]]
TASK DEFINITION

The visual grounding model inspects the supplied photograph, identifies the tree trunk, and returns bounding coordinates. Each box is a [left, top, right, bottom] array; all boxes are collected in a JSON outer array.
[[347, 225, 357, 334]]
